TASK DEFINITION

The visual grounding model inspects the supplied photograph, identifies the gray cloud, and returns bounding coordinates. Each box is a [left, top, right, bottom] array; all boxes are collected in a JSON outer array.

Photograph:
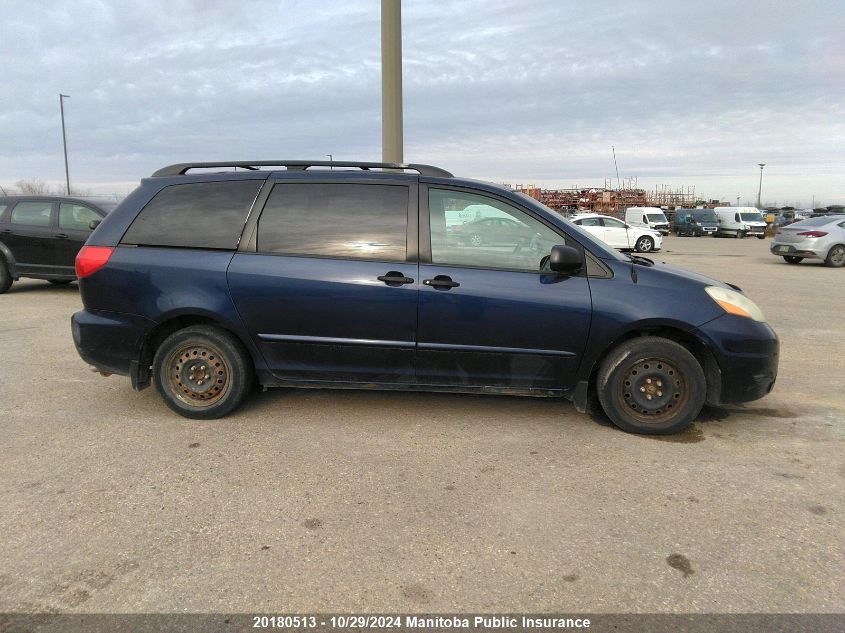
[[1, 0, 842, 205]]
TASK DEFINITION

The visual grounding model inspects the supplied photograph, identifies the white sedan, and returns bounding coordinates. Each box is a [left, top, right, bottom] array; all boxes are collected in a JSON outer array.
[[570, 213, 663, 253]]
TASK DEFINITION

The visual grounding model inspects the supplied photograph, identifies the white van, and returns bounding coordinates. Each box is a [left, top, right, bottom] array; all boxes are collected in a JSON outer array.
[[714, 207, 767, 239], [625, 207, 670, 235]]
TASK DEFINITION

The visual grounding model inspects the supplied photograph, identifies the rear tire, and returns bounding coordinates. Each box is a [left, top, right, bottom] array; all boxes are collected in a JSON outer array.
[[596, 337, 706, 435], [153, 325, 254, 419], [783, 256, 803, 264], [825, 244, 845, 268], [0, 258, 12, 294]]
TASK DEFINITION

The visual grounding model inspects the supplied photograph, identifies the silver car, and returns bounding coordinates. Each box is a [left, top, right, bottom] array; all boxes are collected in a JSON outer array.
[[770, 215, 845, 267]]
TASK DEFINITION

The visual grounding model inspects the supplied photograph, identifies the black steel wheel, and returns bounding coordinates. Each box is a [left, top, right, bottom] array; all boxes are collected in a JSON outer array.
[[0, 258, 12, 294], [783, 256, 803, 264], [635, 236, 655, 253], [824, 245, 845, 268], [596, 337, 706, 434], [153, 325, 254, 419]]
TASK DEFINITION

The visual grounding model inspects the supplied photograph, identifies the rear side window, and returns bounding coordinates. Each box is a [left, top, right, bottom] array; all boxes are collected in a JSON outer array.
[[11, 201, 53, 227], [59, 203, 101, 231], [257, 183, 408, 261], [122, 181, 261, 249], [0, 204, 8, 222]]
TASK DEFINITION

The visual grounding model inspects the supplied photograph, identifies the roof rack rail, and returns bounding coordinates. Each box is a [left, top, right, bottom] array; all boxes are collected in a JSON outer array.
[[152, 160, 453, 178]]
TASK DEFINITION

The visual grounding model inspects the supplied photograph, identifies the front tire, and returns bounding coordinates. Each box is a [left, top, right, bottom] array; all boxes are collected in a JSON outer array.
[[825, 244, 845, 268], [756, 234, 765, 240], [153, 325, 254, 419], [0, 258, 12, 294], [783, 256, 803, 264], [635, 236, 654, 253], [596, 337, 706, 435], [736, 230, 745, 239]]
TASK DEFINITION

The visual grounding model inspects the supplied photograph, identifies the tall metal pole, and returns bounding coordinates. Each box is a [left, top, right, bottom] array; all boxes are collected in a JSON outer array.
[[756, 163, 765, 209], [381, 0, 403, 164], [59, 94, 71, 195]]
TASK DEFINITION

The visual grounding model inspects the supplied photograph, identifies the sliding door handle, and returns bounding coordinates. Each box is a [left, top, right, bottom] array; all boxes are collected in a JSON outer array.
[[423, 275, 460, 289], [377, 272, 414, 286]]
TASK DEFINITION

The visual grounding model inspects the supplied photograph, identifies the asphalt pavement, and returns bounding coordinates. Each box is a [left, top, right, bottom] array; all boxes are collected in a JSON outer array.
[[0, 236, 842, 613]]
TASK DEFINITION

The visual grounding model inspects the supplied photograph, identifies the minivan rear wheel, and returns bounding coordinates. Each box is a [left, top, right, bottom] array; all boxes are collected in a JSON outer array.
[[153, 325, 254, 419], [596, 337, 706, 435]]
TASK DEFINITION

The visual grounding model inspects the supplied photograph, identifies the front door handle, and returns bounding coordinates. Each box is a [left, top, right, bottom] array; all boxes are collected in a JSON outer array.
[[423, 275, 460, 289], [55, 233, 69, 239], [0, 229, 11, 234], [377, 271, 414, 286]]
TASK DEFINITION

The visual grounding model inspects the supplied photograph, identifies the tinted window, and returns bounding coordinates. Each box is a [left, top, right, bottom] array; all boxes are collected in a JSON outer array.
[[11, 201, 53, 227], [429, 188, 565, 272], [59, 203, 101, 231], [122, 181, 261, 249], [258, 183, 408, 261]]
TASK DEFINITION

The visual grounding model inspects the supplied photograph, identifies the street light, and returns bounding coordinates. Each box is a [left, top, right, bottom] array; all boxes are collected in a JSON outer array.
[[59, 94, 71, 195], [756, 163, 766, 209]]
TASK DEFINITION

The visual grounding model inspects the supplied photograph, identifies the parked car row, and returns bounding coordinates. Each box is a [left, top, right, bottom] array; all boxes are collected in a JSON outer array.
[[0, 196, 116, 293]]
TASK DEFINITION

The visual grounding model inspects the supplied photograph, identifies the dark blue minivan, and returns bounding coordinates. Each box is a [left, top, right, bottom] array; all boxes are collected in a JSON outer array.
[[72, 161, 778, 434]]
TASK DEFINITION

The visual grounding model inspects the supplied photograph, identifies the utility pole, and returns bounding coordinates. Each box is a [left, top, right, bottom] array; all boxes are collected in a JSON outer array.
[[381, 0, 403, 164], [736, 194, 740, 207], [756, 163, 765, 209], [60, 94, 71, 195]]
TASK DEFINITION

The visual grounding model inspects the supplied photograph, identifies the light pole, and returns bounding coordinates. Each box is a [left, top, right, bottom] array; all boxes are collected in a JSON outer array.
[[59, 94, 71, 195], [736, 194, 740, 207], [381, 0, 403, 164], [756, 163, 765, 209]]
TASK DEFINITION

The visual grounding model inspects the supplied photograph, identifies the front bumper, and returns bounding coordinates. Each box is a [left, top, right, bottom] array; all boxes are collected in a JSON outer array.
[[698, 314, 779, 404], [71, 309, 153, 376]]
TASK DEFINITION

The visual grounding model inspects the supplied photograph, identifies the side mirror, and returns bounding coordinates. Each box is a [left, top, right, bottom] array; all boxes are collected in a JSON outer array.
[[89, 219, 102, 230], [548, 245, 584, 273]]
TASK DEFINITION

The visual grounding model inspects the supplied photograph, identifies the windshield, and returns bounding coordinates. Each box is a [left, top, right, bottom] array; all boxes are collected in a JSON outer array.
[[692, 212, 717, 222], [646, 213, 667, 223], [740, 212, 764, 222]]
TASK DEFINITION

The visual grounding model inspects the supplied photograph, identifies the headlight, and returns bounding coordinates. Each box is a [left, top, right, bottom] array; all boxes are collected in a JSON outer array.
[[705, 286, 766, 322]]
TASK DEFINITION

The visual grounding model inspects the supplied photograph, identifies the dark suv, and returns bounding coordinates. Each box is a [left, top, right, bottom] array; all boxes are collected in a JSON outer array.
[[0, 195, 117, 292], [72, 161, 778, 434]]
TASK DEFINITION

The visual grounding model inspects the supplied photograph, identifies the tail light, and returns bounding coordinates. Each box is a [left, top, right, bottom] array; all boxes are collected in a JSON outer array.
[[797, 231, 828, 238], [75, 246, 114, 278]]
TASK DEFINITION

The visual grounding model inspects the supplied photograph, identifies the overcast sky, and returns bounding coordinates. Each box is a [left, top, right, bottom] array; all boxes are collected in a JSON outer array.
[[1, 0, 843, 206]]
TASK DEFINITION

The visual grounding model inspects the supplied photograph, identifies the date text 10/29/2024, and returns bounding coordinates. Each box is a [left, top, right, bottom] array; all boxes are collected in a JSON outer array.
[[252, 615, 592, 629]]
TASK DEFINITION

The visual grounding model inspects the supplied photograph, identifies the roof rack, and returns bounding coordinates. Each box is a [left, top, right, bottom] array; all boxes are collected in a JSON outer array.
[[152, 160, 453, 178]]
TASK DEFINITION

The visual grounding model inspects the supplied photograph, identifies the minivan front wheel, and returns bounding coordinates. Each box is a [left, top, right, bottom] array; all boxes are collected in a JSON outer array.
[[153, 325, 254, 419], [596, 337, 706, 434], [635, 236, 654, 253]]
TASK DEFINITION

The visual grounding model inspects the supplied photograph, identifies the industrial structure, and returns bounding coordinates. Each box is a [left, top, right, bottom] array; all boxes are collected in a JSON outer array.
[[512, 181, 723, 217]]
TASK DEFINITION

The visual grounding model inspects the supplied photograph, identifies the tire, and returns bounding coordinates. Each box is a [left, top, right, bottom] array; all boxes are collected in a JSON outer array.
[[783, 256, 803, 264], [825, 244, 845, 268], [596, 337, 706, 435], [469, 233, 483, 247], [735, 231, 745, 239], [0, 258, 12, 294], [48, 279, 72, 285], [756, 235, 765, 240], [635, 236, 654, 253], [152, 325, 254, 419]]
